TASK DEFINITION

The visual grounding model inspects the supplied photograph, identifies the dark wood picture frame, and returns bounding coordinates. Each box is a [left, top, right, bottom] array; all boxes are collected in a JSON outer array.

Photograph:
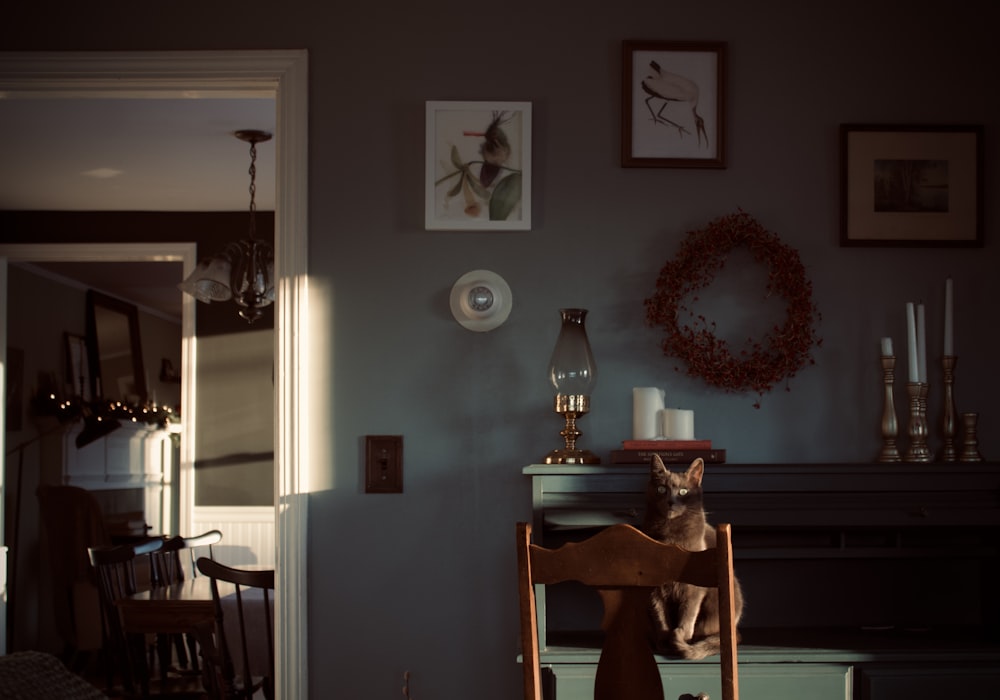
[[840, 124, 983, 247], [622, 40, 726, 168]]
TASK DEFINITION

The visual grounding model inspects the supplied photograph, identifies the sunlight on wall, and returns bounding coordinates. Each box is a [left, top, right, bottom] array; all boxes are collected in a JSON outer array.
[[298, 270, 329, 493], [196, 329, 275, 505]]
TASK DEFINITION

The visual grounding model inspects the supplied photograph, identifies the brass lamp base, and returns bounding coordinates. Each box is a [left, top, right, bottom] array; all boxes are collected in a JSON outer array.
[[541, 394, 601, 465], [543, 447, 601, 465]]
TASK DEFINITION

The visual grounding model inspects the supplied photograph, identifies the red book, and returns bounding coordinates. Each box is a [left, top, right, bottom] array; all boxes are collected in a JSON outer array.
[[622, 439, 712, 450], [610, 449, 727, 464]]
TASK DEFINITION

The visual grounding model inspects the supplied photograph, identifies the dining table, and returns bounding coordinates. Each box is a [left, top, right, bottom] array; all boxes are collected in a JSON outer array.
[[117, 574, 274, 697]]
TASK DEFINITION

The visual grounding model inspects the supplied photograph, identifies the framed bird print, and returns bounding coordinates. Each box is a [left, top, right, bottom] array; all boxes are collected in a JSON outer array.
[[622, 41, 726, 168], [425, 100, 532, 230]]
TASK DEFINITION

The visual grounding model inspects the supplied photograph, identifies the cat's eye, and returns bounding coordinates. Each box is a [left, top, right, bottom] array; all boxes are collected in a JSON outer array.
[[679, 488, 689, 496], [657, 486, 667, 494]]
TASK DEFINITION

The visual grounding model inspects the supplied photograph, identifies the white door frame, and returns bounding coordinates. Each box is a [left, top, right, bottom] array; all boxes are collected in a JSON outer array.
[[0, 50, 310, 699]]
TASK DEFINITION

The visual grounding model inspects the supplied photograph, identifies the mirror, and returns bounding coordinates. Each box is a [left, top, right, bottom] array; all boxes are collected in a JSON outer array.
[[86, 289, 147, 405]]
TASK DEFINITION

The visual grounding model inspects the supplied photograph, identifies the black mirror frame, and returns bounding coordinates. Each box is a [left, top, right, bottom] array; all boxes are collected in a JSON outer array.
[[85, 289, 147, 405]]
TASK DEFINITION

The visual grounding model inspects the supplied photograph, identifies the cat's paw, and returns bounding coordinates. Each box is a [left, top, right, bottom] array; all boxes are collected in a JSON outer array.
[[671, 628, 690, 644], [652, 629, 686, 658]]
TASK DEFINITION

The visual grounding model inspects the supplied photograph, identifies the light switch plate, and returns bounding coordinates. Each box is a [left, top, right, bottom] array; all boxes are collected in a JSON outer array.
[[364, 435, 403, 493]]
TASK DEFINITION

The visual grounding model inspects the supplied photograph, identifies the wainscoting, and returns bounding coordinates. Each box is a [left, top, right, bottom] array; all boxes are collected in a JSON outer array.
[[191, 506, 275, 569]]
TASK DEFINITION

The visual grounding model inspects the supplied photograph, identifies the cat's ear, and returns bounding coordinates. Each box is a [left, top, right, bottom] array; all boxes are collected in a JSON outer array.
[[686, 458, 705, 486], [651, 454, 669, 477]]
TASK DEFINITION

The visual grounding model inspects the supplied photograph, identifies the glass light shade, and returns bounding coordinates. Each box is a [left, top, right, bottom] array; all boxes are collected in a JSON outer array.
[[548, 308, 597, 395], [266, 259, 276, 302], [229, 239, 275, 323], [178, 256, 233, 303]]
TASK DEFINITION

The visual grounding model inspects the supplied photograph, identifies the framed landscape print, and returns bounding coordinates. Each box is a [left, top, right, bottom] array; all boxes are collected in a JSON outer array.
[[840, 124, 983, 247], [425, 101, 531, 230], [622, 40, 726, 168]]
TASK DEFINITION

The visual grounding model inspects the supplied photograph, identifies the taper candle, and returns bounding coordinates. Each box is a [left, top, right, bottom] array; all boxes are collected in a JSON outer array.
[[905, 302, 918, 383], [881, 337, 893, 357], [944, 277, 954, 356], [916, 303, 927, 383]]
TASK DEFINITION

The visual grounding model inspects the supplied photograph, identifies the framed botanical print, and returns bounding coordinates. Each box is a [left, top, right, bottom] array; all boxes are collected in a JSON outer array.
[[425, 101, 531, 230]]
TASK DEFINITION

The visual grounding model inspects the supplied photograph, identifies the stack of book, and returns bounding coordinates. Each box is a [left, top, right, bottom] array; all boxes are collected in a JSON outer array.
[[609, 439, 726, 465]]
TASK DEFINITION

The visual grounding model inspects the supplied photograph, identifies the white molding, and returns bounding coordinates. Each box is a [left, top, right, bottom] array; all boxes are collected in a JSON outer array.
[[0, 49, 309, 700], [0, 259, 6, 656]]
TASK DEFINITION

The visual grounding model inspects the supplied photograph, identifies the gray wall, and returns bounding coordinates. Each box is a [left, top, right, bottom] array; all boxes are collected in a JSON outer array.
[[4, 0, 999, 697]]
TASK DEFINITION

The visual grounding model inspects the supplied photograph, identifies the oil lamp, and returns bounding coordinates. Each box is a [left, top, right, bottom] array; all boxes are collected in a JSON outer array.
[[542, 308, 600, 464]]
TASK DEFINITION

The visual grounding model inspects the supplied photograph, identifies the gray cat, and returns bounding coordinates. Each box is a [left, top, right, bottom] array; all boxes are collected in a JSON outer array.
[[640, 455, 744, 659]]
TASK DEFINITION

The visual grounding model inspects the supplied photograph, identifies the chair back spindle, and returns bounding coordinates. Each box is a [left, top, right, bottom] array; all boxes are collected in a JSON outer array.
[[196, 557, 275, 700], [88, 539, 163, 697]]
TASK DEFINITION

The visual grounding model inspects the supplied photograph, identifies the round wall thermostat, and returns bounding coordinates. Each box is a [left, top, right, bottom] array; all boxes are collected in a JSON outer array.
[[449, 269, 512, 332]]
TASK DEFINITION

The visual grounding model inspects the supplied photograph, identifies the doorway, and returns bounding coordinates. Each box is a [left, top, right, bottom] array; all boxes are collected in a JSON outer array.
[[0, 51, 309, 698]]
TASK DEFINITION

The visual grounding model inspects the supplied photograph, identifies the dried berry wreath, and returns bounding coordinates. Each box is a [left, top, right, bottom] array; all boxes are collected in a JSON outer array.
[[644, 210, 821, 406]]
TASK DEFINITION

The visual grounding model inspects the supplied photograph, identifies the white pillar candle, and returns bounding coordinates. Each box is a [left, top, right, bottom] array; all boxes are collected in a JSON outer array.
[[881, 337, 893, 357], [662, 408, 695, 440], [944, 277, 954, 356], [632, 387, 665, 440], [905, 303, 919, 383], [916, 303, 927, 383]]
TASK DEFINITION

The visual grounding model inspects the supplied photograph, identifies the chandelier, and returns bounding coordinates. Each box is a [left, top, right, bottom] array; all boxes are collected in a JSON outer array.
[[179, 129, 275, 323]]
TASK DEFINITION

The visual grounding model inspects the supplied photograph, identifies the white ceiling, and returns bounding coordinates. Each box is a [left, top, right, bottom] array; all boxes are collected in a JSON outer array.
[[0, 97, 276, 211], [1, 96, 276, 319]]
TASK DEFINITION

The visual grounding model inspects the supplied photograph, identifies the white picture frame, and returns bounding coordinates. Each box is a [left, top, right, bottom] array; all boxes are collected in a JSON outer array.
[[425, 101, 531, 230]]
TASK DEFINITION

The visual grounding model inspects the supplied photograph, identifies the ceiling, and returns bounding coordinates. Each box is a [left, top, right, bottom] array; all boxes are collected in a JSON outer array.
[[0, 97, 276, 211], [1, 96, 276, 320]]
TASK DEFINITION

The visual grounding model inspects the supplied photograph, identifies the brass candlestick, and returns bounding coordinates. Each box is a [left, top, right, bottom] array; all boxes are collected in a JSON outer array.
[[877, 355, 901, 463], [958, 411, 984, 462], [904, 382, 931, 462], [939, 355, 958, 462], [542, 394, 600, 464]]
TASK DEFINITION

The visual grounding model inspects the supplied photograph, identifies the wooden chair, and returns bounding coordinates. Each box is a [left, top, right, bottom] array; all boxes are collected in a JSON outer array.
[[182, 529, 222, 578], [196, 557, 275, 700], [517, 521, 739, 700], [147, 530, 223, 676], [149, 529, 222, 587], [88, 539, 164, 698]]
